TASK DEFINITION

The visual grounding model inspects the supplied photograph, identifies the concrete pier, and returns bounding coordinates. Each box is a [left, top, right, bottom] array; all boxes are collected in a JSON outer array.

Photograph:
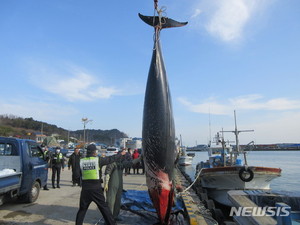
[[0, 167, 214, 225]]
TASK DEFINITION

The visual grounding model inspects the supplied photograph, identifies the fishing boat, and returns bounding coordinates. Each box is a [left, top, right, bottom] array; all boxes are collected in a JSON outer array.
[[195, 111, 282, 206], [178, 135, 195, 166], [178, 148, 194, 166]]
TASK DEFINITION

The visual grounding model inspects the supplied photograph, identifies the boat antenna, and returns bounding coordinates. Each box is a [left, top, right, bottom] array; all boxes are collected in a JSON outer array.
[[180, 134, 183, 149], [208, 109, 212, 147], [223, 110, 254, 165]]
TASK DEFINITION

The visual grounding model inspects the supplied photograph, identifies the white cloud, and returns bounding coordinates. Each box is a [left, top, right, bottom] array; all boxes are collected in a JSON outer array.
[[178, 94, 300, 115], [178, 97, 231, 115], [177, 95, 300, 145], [229, 95, 300, 110], [190, 0, 274, 42], [206, 0, 250, 41], [191, 8, 202, 18], [90, 86, 119, 99], [41, 72, 119, 101], [27, 62, 119, 102]]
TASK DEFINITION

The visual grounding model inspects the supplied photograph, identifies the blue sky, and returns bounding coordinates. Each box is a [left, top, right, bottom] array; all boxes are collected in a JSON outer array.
[[1, 0, 299, 146]]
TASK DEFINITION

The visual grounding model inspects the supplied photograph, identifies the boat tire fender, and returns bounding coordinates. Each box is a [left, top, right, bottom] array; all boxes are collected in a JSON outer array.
[[211, 208, 225, 224], [239, 167, 254, 182]]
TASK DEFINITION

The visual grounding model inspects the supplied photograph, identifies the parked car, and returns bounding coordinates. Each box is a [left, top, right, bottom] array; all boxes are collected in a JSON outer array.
[[105, 147, 119, 156], [66, 149, 84, 158], [66, 149, 74, 158], [60, 148, 68, 156]]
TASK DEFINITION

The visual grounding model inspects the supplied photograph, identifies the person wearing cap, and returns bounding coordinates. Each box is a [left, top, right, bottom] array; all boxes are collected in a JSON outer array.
[[50, 146, 65, 189], [75, 144, 126, 225]]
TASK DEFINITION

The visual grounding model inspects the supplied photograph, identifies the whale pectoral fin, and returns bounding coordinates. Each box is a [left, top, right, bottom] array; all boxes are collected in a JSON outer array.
[[138, 13, 188, 29]]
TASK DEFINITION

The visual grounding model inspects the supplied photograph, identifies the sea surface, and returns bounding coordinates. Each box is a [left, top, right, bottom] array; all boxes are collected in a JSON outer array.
[[182, 150, 300, 196]]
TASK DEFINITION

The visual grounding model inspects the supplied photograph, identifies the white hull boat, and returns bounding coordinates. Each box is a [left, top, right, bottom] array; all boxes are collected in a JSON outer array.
[[196, 111, 282, 206], [178, 155, 194, 166], [199, 166, 281, 206]]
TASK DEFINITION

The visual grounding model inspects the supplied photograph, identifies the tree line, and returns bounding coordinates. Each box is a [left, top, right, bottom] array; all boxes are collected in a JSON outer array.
[[0, 114, 128, 145]]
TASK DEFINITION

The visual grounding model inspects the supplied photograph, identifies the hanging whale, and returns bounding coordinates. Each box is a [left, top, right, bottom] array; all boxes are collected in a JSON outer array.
[[140, 13, 187, 224]]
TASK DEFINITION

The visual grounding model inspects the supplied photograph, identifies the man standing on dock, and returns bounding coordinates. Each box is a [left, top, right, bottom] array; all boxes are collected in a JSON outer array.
[[68, 147, 82, 186], [50, 146, 64, 189], [75, 144, 126, 225]]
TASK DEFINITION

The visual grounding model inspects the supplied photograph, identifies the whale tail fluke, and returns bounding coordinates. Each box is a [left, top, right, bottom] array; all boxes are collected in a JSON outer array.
[[138, 13, 187, 29]]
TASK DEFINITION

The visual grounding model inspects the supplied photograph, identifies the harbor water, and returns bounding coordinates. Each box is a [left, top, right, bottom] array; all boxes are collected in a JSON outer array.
[[183, 150, 300, 195]]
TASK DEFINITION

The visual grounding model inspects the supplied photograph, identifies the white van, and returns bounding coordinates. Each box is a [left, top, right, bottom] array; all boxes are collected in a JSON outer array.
[[105, 147, 119, 156]]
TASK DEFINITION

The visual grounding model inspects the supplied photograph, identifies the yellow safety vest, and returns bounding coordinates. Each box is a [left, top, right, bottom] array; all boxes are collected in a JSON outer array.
[[54, 153, 63, 162], [80, 157, 100, 180]]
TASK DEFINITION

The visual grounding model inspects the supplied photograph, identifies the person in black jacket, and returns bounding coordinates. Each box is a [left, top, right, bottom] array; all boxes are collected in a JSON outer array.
[[50, 146, 64, 189], [68, 147, 82, 186], [75, 144, 126, 225]]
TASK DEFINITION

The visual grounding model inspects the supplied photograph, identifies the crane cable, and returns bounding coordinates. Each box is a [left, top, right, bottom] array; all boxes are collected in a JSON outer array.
[[152, 0, 167, 47], [154, 0, 158, 10]]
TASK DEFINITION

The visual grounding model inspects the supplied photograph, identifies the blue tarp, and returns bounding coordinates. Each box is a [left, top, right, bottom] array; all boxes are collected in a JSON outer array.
[[121, 190, 184, 212]]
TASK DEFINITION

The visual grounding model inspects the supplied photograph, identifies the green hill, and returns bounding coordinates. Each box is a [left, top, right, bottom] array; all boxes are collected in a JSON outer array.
[[0, 114, 128, 145]]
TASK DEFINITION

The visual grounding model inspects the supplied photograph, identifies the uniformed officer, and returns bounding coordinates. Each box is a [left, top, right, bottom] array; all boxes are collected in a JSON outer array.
[[75, 144, 126, 225], [50, 146, 64, 189]]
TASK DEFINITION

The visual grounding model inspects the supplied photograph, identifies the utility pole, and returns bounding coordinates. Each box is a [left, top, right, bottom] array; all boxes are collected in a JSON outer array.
[[82, 118, 92, 145], [41, 122, 43, 135]]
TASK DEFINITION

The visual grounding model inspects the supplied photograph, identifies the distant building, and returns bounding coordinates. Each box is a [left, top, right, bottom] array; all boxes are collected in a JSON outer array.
[[116, 137, 142, 149], [116, 138, 132, 148], [34, 132, 47, 144], [126, 138, 142, 150], [187, 144, 208, 151]]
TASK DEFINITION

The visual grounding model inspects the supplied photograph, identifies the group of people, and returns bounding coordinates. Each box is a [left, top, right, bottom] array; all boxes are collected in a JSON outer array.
[[124, 148, 145, 175], [77, 144, 142, 225], [42, 144, 141, 225]]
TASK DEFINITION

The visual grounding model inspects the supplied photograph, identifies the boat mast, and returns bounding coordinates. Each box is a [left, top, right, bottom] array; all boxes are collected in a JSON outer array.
[[234, 110, 240, 153], [224, 110, 254, 165], [220, 128, 227, 166], [208, 110, 212, 147], [180, 134, 182, 148]]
